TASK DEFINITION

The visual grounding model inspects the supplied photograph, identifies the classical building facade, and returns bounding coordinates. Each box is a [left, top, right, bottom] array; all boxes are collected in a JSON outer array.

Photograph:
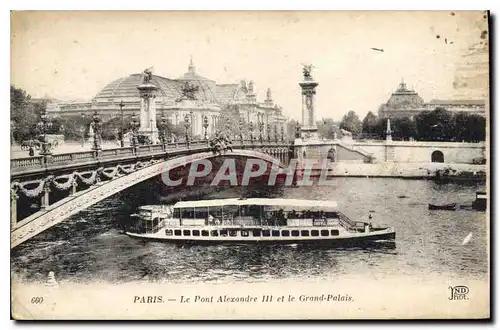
[[47, 59, 287, 139], [378, 80, 486, 119]]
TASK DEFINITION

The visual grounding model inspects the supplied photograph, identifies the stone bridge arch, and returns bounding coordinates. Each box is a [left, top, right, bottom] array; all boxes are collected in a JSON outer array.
[[11, 149, 285, 248]]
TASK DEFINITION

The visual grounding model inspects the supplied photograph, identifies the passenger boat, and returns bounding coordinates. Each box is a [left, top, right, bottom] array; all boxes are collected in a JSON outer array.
[[125, 198, 396, 245]]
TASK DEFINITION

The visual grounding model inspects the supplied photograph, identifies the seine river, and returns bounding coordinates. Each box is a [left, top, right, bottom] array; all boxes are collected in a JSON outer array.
[[11, 178, 487, 284]]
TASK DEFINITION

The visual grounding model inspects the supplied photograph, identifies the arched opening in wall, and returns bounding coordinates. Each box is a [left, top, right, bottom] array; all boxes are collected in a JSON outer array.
[[431, 150, 444, 163], [327, 148, 336, 162]]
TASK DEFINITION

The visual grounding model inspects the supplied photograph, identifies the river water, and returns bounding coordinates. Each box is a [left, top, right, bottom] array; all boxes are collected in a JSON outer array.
[[11, 178, 488, 284]]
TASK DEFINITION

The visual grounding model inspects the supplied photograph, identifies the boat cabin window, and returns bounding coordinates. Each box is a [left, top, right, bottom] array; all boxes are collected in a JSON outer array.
[[174, 229, 182, 236], [331, 229, 339, 236], [241, 230, 249, 237], [291, 230, 300, 237], [301, 230, 310, 237], [262, 230, 271, 237], [272, 230, 280, 237], [192, 230, 200, 237], [321, 230, 329, 237], [183, 230, 191, 236], [210, 230, 219, 237], [220, 230, 228, 237], [201, 230, 209, 237], [165, 229, 173, 236], [252, 229, 261, 237], [282, 230, 290, 237], [229, 230, 238, 237], [311, 230, 319, 237]]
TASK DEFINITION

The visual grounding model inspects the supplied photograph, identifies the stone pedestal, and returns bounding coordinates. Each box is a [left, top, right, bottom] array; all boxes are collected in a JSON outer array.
[[299, 79, 319, 140], [137, 83, 159, 143]]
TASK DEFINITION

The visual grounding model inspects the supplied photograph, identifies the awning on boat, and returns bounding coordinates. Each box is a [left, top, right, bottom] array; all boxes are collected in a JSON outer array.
[[173, 198, 337, 209]]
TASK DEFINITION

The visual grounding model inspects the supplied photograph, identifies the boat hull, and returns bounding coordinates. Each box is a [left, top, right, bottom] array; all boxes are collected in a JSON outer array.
[[126, 229, 396, 246]]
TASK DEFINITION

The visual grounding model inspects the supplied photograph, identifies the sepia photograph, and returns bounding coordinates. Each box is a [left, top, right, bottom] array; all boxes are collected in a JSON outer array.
[[9, 10, 490, 320]]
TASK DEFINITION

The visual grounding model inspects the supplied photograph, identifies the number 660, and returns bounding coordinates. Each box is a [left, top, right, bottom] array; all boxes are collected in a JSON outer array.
[[31, 297, 44, 304]]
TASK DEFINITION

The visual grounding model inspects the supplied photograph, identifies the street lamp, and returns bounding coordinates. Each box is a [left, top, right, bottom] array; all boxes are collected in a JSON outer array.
[[203, 115, 209, 140], [295, 122, 301, 138], [249, 121, 254, 143], [184, 114, 190, 147], [36, 112, 53, 155], [158, 111, 168, 145], [150, 118, 154, 144], [258, 119, 263, 143], [130, 113, 140, 148], [119, 101, 125, 147], [90, 111, 102, 151], [238, 117, 244, 144], [80, 113, 86, 147]]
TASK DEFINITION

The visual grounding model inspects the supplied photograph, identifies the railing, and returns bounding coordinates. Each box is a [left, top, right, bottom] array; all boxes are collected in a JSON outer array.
[[338, 213, 366, 232], [11, 156, 44, 169], [11, 139, 291, 174]]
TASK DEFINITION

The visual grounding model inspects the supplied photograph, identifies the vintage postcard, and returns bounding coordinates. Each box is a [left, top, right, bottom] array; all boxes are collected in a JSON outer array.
[[10, 10, 490, 320]]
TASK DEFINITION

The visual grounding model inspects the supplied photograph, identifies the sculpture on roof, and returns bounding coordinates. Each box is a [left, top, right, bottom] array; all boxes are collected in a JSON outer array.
[[302, 64, 314, 80], [180, 81, 199, 100], [142, 67, 153, 84], [248, 80, 254, 94], [240, 80, 249, 94]]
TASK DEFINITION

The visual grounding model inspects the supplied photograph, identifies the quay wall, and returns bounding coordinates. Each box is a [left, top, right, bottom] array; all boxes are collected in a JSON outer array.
[[294, 139, 486, 164], [298, 162, 487, 178]]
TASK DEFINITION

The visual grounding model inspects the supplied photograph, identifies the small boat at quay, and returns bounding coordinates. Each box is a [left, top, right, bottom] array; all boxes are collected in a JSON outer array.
[[125, 198, 396, 245], [428, 203, 458, 211]]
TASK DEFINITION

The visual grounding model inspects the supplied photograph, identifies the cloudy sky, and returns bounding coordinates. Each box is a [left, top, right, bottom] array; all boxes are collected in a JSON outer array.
[[11, 11, 489, 121]]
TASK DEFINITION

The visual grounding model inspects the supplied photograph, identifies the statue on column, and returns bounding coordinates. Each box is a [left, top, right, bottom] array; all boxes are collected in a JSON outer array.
[[142, 67, 153, 84], [302, 64, 314, 80]]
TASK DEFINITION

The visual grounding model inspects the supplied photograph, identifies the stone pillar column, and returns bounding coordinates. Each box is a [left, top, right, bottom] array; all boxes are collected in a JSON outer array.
[[11, 186, 18, 230], [137, 83, 159, 143], [40, 186, 50, 210], [299, 73, 319, 140]]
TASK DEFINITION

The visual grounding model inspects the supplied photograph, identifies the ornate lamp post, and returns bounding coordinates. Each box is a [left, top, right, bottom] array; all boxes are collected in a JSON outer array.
[[203, 115, 209, 140], [90, 111, 102, 152], [184, 114, 190, 147], [119, 101, 125, 147], [258, 118, 263, 144], [158, 111, 168, 146], [249, 121, 254, 143], [130, 113, 140, 148], [36, 112, 53, 155], [80, 113, 86, 147], [238, 117, 244, 144]]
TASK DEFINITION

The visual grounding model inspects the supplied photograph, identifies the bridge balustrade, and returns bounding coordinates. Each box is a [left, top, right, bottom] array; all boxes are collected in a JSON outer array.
[[11, 140, 290, 175]]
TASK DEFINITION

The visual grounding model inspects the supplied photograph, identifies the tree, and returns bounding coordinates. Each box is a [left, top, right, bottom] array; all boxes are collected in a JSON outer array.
[[339, 110, 362, 136], [392, 117, 417, 140], [11, 85, 39, 142], [317, 118, 338, 139], [362, 111, 378, 134], [286, 119, 300, 140]]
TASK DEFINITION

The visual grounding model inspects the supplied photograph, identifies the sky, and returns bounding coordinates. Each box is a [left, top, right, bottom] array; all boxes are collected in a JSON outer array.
[[10, 11, 489, 121]]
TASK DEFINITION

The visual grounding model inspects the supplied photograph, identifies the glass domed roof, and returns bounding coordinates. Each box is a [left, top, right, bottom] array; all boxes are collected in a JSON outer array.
[[94, 74, 183, 101]]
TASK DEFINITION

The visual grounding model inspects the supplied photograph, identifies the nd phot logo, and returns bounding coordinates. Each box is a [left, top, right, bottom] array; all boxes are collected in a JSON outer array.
[[448, 285, 469, 300]]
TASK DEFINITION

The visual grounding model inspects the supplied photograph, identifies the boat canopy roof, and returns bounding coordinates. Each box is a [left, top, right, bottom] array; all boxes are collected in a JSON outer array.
[[173, 198, 337, 209]]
